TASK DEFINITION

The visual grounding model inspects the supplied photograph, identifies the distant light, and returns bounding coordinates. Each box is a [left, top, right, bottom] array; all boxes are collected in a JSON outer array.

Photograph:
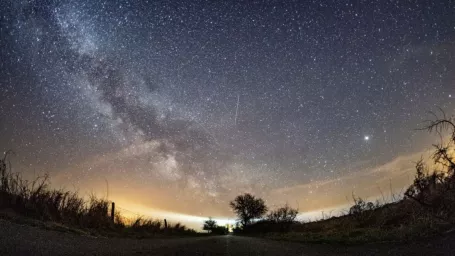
[[364, 136, 370, 141], [450, 94, 452, 98]]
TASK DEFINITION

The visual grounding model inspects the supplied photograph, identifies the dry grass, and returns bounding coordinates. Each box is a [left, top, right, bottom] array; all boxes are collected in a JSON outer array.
[[0, 151, 197, 237], [243, 198, 451, 244]]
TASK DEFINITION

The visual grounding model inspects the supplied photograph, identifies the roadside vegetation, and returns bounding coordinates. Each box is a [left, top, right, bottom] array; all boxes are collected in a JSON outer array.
[[202, 217, 229, 235], [0, 151, 198, 238], [227, 112, 455, 244]]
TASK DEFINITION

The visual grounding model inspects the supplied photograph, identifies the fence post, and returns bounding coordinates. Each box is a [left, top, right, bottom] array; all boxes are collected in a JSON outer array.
[[164, 219, 167, 229], [111, 202, 115, 223]]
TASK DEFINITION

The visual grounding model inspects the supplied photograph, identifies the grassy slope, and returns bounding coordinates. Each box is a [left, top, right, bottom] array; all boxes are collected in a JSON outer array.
[[240, 200, 454, 245]]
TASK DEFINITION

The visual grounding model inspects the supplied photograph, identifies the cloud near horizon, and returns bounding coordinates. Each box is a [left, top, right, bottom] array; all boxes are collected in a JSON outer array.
[[50, 142, 442, 220]]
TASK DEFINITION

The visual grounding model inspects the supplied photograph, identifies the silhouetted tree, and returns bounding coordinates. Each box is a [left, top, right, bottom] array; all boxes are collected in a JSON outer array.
[[229, 193, 267, 227], [202, 217, 217, 233], [405, 110, 455, 221]]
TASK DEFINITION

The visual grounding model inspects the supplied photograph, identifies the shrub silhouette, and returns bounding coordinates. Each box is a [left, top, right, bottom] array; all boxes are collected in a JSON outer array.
[[267, 204, 298, 223], [265, 204, 298, 232], [348, 196, 380, 225], [210, 225, 228, 235], [202, 217, 228, 234]]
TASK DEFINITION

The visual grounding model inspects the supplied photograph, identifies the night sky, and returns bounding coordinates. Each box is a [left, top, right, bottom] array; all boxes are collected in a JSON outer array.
[[1, 0, 455, 223]]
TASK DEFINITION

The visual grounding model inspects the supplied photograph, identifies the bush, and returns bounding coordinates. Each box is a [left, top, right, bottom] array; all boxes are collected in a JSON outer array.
[[348, 196, 379, 225], [265, 204, 299, 232], [202, 217, 228, 235], [267, 204, 298, 223], [210, 225, 229, 235]]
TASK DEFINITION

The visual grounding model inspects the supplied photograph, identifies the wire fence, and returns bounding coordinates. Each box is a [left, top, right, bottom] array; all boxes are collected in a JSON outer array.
[[104, 200, 172, 228]]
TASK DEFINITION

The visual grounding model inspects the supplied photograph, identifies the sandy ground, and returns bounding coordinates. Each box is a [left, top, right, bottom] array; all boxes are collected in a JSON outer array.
[[0, 219, 454, 256]]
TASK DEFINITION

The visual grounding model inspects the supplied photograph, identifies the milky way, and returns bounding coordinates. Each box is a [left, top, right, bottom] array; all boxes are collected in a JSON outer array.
[[1, 1, 455, 218]]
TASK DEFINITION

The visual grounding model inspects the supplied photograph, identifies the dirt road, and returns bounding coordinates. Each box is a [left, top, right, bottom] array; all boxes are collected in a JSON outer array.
[[0, 219, 454, 255]]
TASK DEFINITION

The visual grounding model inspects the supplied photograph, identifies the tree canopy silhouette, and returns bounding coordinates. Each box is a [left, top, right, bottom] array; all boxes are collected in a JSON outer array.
[[202, 217, 217, 233], [229, 193, 267, 227]]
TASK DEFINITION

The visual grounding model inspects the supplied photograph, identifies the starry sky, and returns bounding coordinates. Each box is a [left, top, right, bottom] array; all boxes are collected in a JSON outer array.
[[1, 0, 455, 223]]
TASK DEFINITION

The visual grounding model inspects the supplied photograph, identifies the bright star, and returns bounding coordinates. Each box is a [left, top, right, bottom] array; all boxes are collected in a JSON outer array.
[[364, 136, 370, 141]]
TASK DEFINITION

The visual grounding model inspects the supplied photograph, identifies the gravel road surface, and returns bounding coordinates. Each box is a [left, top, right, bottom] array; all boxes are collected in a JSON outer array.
[[0, 219, 454, 255]]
